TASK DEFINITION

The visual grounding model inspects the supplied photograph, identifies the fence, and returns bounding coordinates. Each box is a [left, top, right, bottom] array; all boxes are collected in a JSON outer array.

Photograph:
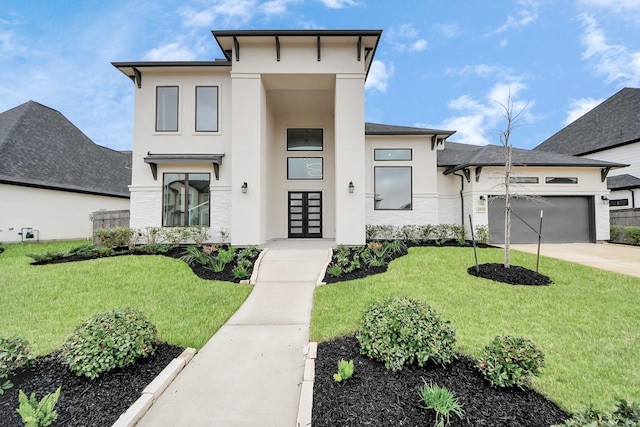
[[610, 208, 640, 227], [91, 209, 130, 237]]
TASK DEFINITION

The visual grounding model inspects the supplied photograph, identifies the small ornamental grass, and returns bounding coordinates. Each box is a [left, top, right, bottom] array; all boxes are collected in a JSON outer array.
[[357, 297, 456, 372], [420, 381, 464, 427], [476, 335, 545, 389], [60, 308, 159, 379]]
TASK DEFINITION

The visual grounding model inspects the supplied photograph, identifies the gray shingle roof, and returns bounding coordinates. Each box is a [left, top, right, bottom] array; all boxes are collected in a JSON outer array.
[[534, 87, 640, 155], [607, 174, 640, 190], [365, 122, 455, 136], [438, 141, 626, 173], [0, 101, 131, 198]]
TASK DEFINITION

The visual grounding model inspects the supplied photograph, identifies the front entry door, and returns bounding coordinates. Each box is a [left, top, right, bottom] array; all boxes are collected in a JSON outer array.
[[288, 191, 322, 238]]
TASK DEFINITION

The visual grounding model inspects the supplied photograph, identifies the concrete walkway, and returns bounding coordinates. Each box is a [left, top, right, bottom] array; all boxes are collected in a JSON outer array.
[[136, 239, 333, 427], [509, 242, 640, 278]]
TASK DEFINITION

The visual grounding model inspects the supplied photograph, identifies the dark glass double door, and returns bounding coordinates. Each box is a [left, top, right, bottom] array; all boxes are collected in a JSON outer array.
[[288, 191, 322, 238]]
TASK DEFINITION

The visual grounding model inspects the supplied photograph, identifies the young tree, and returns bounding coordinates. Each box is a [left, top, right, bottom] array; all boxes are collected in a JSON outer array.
[[496, 89, 529, 268]]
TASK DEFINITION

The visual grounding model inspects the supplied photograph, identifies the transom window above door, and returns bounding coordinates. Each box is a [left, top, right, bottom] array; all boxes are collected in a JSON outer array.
[[287, 128, 323, 151]]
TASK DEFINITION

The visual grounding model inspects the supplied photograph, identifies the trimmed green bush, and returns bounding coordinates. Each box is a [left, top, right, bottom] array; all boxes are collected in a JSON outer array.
[[357, 297, 457, 372], [556, 398, 640, 426], [94, 227, 134, 248], [60, 308, 159, 379], [476, 335, 545, 389], [0, 335, 35, 395]]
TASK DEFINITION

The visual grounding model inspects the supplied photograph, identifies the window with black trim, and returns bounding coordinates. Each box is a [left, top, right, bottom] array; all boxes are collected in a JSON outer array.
[[287, 128, 323, 151], [374, 149, 412, 161], [545, 177, 578, 184], [156, 86, 179, 131], [196, 86, 218, 132], [163, 173, 210, 226], [287, 158, 323, 180], [510, 176, 539, 184], [374, 166, 412, 210], [610, 199, 629, 207]]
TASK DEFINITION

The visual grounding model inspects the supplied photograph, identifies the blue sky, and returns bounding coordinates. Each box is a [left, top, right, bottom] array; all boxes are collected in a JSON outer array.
[[1, 0, 639, 151]]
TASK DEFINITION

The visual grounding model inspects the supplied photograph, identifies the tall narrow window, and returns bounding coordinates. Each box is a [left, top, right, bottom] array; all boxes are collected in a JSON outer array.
[[374, 167, 412, 210], [163, 173, 210, 226], [156, 86, 179, 131], [196, 86, 219, 132]]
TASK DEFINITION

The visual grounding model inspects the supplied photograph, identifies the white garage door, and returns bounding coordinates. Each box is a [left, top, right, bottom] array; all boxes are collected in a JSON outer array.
[[488, 196, 595, 244]]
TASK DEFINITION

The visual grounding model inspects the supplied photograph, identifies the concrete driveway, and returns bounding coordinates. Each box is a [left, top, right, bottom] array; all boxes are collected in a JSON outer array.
[[508, 242, 640, 278]]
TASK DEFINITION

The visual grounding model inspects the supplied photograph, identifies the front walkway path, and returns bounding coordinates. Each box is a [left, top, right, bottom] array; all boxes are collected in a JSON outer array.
[[136, 239, 333, 427]]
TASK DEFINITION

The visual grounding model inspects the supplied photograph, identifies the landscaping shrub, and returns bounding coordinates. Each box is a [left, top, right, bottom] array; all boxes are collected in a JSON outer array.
[[0, 335, 35, 395], [474, 225, 490, 244], [476, 335, 545, 388], [358, 297, 457, 372], [333, 359, 354, 382], [556, 398, 640, 426], [609, 225, 624, 242], [94, 227, 134, 248], [60, 308, 159, 379], [627, 226, 640, 246], [67, 244, 116, 258], [26, 251, 66, 263]]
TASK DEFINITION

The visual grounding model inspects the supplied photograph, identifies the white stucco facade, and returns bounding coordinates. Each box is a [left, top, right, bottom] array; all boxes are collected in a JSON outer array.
[[0, 184, 129, 243]]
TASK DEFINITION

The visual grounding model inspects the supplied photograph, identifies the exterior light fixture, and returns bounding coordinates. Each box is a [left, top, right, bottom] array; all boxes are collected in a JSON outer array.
[[479, 195, 486, 204], [601, 195, 609, 204], [241, 182, 248, 194], [348, 181, 354, 193]]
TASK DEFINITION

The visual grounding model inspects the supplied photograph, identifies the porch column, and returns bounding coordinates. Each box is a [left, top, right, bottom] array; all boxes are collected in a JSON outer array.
[[334, 73, 366, 245], [231, 73, 266, 245]]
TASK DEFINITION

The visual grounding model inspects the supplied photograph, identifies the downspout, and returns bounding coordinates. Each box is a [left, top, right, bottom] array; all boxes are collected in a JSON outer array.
[[631, 189, 636, 208], [452, 172, 465, 226]]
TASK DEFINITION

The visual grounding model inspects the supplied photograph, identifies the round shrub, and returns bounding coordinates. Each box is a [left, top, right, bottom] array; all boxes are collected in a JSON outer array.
[[476, 335, 545, 388], [357, 296, 457, 372], [60, 308, 159, 379]]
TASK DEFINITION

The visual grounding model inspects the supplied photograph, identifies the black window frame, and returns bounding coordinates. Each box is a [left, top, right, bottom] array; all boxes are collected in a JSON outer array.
[[545, 177, 578, 184], [509, 176, 539, 184], [155, 86, 179, 132], [286, 128, 323, 151], [195, 86, 219, 132], [287, 157, 324, 180], [162, 172, 211, 227], [610, 199, 629, 207], [374, 148, 413, 161], [374, 166, 413, 211]]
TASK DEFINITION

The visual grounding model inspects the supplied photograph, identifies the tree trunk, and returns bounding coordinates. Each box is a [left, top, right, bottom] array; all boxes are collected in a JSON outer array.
[[504, 146, 512, 268]]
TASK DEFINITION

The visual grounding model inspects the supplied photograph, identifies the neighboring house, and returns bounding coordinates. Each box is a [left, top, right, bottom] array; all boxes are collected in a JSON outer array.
[[113, 29, 622, 245], [535, 87, 640, 210], [0, 101, 131, 243]]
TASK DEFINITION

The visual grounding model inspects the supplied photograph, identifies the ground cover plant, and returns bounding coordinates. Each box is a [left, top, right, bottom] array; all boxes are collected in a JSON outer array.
[[311, 245, 640, 415]]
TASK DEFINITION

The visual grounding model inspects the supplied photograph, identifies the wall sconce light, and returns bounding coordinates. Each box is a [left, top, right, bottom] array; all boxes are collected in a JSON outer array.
[[479, 195, 486, 204], [348, 181, 354, 193], [241, 182, 248, 194], [601, 195, 609, 204]]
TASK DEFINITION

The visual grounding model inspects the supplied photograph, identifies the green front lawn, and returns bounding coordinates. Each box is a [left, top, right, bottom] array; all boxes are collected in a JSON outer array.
[[311, 246, 640, 413], [0, 241, 251, 356]]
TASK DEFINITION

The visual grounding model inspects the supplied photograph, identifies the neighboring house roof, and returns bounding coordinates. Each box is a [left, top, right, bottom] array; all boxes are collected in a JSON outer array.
[[438, 141, 627, 174], [0, 101, 131, 198], [607, 174, 640, 190], [534, 87, 640, 156], [365, 122, 455, 137]]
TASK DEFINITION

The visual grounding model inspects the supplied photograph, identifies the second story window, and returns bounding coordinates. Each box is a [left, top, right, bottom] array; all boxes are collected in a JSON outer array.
[[196, 86, 219, 132], [156, 86, 179, 132]]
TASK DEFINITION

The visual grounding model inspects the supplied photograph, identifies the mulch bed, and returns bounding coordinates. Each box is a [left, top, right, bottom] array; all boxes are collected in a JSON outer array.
[[0, 343, 184, 427], [468, 263, 552, 286], [313, 335, 570, 426]]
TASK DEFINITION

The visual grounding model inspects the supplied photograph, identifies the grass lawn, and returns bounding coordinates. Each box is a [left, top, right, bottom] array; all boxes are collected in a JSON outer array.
[[311, 246, 640, 413], [0, 241, 251, 356]]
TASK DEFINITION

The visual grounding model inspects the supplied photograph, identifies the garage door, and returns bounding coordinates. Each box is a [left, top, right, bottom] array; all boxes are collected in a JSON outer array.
[[488, 196, 594, 243]]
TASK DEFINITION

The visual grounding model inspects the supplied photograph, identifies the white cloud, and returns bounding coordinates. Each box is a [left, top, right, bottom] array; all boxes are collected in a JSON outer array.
[[317, 0, 358, 8], [429, 82, 533, 146], [434, 23, 459, 38], [563, 97, 603, 125], [446, 64, 516, 80], [579, 14, 640, 86], [365, 60, 393, 93], [408, 39, 427, 52], [493, 9, 538, 34], [578, 0, 640, 12], [143, 42, 197, 61]]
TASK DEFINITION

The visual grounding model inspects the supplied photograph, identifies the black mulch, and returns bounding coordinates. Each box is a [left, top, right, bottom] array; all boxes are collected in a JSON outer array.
[[313, 335, 570, 427], [0, 343, 184, 427], [468, 263, 552, 286]]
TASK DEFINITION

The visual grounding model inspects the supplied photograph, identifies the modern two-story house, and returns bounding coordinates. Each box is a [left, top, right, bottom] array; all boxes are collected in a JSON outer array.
[[114, 29, 622, 245]]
